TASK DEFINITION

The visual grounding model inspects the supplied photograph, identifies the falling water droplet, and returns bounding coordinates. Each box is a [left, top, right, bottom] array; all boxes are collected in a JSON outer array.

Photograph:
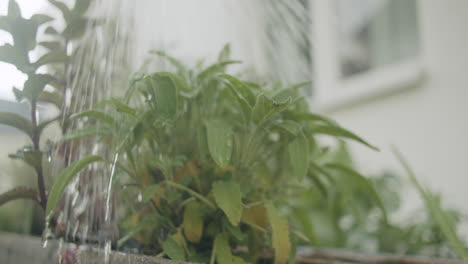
[[104, 240, 112, 264], [137, 192, 143, 202]]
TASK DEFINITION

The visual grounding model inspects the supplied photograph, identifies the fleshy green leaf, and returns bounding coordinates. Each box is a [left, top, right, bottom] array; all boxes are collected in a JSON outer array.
[[141, 184, 159, 202], [252, 93, 292, 126], [44, 26, 58, 35], [218, 43, 231, 62], [73, 0, 91, 15], [49, 0, 72, 21], [37, 115, 60, 133], [23, 74, 55, 100], [183, 201, 204, 243], [266, 202, 291, 264], [9, 147, 42, 168], [162, 237, 186, 261], [101, 98, 136, 116], [70, 110, 115, 126], [30, 14, 53, 25], [46, 155, 103, 217], [205, 120, 232, 168], [219, 74, 256, 105], [288, 131, 309, 181], [0, 112, 33, 137], [213, 181, 242, 226], [311, 124, 379, 151], [275, 120, 302, 136], [149, 73, 178, 118], [32, 51, 69, 70]]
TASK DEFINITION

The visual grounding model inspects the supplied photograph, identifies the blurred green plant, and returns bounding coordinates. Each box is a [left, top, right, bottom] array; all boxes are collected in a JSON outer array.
[[0, 0, 91, 214]]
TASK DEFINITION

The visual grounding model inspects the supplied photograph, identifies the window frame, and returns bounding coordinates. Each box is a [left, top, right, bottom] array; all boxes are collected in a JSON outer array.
[[310, 0, 424, 110]]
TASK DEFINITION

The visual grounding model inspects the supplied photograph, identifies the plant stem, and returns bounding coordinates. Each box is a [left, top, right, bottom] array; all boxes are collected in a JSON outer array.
[[164, 181, 216, 209], [0, 187, 39, 206], [31, 99, 47, 210]]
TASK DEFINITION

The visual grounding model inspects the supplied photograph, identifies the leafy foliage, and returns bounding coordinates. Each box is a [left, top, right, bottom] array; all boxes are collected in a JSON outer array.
[[66, 47, 388, 263]]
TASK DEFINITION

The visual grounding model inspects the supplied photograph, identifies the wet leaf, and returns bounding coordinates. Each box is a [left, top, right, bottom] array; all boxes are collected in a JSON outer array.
[[198, 60, 241, 81], [218, 43, 231, 62], [150, 73, 178, 118], [205, 120, 232, 168], [70, 110, 115, 126], [0, 44, 29, 72], [62, 18, 87, 39], [73, 0, 91, 15], [23, 74, 55, 100], [162, 237, 186, 261], [62, 125, 112, 141], [288, 131, 309, 181], [38, 91, 62, 108], [141, 184, 159, 203], [266, 202, 291, 264], [183, 201, 204, 243], [49, 0, 72, 21], [219, 74, 256, 105], [0, 112, 33, 137], [46, 155, 103, 217], [37, 115, 60, 133], [252, 93, 292, 126], [213, 181, 242, 226], [33, 51, 68, 69], [38, 41, 62, 51]]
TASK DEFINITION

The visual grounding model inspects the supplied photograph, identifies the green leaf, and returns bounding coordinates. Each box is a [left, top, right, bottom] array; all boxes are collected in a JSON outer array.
[[117, 214, 159, 248], [288, 131, 309, 181], [8, 0, 21, 18], [272, 81, 310, 102], [37, 115, 60, 133], [30, 14, 53, 25], [62, 18, 87, 39], [394, 148, 468, 259], [183, 201, 204, 243], [162, 237, 186, 261], [38, 90, 62, 108], [101, 98, 136, 116], [73, 0, 91, 15], [149, 50, 186, 73], [275, 120, 302, 136], [70, 110, 115, 126], [49, 0, 72, 21], [266, 202, 291, 264], [0, 112, 33, 137], [214, 233, 233, 264], [38, 41, 62, 50], [325, 163, 388, 221], [311, 124, 379, 151], [23, 74, 55, 100], [149, 73, 178, 118], [218, 43, 231, 62], [205, 120, 232, 168], [44, 26, 58, 35], [0, 44, 29, 72], [213, 181, 242, 226], [9, 147, 42, 168], [33, 51, 69, 69], [219, 74, 255, 106], [46, 155, 103, 217], [252, 93, 292, 126], [141, 184, 159, 203], [62, 125, 112, 141], [198, 60, 241, 81]]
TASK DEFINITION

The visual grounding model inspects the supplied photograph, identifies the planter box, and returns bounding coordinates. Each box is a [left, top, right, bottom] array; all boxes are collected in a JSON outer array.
[[1, 232, 467, 264]]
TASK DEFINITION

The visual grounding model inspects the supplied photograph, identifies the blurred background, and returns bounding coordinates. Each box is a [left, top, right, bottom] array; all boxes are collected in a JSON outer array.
[[0, 0, 467, 245]]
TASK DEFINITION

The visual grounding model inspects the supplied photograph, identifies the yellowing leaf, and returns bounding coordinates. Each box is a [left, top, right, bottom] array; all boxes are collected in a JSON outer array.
[[266, 202, 291, 264], [213, 181, 242, 226], [183, 201, 204, 243], [242, 205, 267, 229]]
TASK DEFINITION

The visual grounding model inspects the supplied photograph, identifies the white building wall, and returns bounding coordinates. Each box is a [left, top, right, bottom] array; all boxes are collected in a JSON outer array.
[[325, 0, 468, 213]]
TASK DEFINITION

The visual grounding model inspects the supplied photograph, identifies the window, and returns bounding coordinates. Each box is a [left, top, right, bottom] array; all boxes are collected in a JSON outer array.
[[311, 0, 423, 110]]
